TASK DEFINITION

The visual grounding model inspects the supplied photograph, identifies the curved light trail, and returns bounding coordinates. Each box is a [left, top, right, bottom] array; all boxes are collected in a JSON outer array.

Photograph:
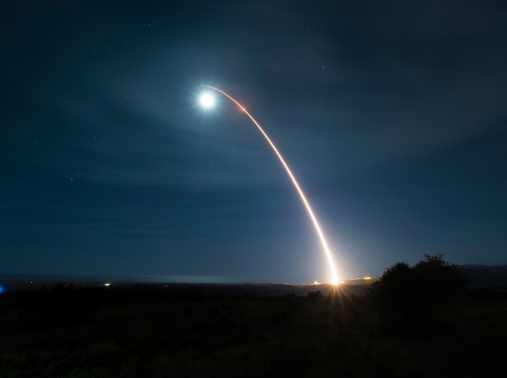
[[198, 85, 339, 284]]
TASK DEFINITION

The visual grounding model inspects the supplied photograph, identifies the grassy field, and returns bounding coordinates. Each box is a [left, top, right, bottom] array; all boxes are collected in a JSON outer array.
[[0, 285, 506, 377]]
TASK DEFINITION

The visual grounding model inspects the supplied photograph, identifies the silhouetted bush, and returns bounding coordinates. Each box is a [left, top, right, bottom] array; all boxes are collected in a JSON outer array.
[[307, 290, 323, 300], [368, 253, 468, 334]]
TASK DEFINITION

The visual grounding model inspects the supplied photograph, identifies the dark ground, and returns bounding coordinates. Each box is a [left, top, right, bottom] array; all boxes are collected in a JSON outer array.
[[0, 282, 506, 378]]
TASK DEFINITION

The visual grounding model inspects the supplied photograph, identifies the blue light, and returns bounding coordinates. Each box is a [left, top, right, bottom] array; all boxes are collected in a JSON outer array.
[[0, 286, 3, 294]]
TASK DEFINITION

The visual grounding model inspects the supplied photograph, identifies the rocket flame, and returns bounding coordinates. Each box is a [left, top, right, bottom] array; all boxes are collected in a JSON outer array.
[[198, 85, 340, 284]]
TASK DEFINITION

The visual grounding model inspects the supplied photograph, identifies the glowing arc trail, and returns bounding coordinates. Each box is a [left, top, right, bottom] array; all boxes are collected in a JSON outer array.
[[199, 85, 339, 284]]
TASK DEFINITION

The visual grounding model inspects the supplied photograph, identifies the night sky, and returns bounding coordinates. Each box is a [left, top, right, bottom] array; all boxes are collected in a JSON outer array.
[[1, 1, 507, 283]]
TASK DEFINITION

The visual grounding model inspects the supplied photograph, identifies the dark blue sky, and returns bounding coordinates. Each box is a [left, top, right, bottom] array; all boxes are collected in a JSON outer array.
[[1, 0, 506, 283]]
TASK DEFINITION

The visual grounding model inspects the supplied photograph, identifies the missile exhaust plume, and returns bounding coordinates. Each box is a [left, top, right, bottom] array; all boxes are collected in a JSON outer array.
[[198, 85, 339, 284]]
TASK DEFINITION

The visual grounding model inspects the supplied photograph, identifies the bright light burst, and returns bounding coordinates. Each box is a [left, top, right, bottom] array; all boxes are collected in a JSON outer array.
[[199, 92, 216, 109]]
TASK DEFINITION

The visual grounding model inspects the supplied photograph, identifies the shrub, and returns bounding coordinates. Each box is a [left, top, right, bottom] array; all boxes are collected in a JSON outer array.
[[307, 290, 323, 300], [412, 253, 469, 308], [368, 253, 468, 334]]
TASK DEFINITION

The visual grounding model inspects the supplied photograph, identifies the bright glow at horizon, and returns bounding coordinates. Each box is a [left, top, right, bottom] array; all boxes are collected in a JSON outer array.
[[197, 85, 341, 284], [199, 92, 216, 109]]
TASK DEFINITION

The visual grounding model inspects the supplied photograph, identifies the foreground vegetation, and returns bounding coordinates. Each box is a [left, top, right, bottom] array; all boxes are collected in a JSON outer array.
[[368, 253, 469, 335], [0, 256, 502, 377], [1, 280, 506, 378]]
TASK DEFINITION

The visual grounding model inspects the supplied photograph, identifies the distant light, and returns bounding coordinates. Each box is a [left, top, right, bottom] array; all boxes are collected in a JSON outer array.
[[104, 283, 110, 287], [314, 281, 319, 284], [0, 286, 3, 293], [199, 92, 215, 109], [364, 276, 371, 280]]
